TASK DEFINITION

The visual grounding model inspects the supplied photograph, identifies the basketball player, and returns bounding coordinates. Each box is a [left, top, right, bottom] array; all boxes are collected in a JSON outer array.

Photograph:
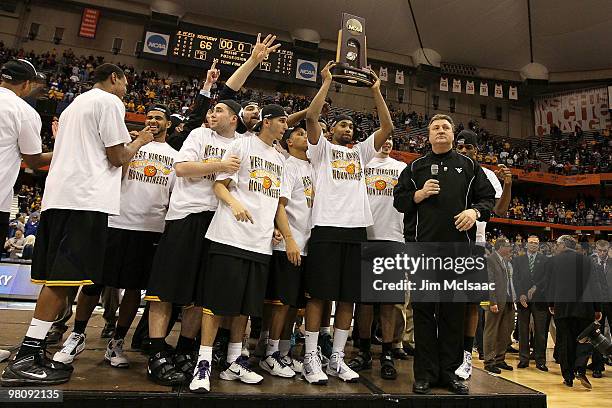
[[2, 63, 153, 386], [349, 138, 407, 380], [52, 104, 177, 369], [189, 104, 287, 393], [453, 129, 512, 380], [301, 62, 394, 384]]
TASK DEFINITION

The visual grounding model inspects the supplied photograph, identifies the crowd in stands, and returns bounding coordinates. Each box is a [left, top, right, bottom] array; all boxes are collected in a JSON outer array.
[[1, 43, 610, 176], [505, 196, 611, 226]]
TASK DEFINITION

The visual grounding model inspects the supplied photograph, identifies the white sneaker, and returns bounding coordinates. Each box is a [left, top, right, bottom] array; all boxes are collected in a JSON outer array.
[[326, 351, 359, 382], [189, 360, 211, 393], [241, 333, 250, 357], [220, 356, 263, 384], [53, 332, 86, 364], [302, 351, 328, 385], [455, 350, 472, 380], [105, 338, 129, 368], [259, 351, 296, 378], [281, 354, 303, 373], [0, 349, 10, 363]]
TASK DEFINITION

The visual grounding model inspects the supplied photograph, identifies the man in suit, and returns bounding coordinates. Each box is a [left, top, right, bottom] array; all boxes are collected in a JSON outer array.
[[548, 235, 602, 389], [483, 238, 516, 373], [589, 239, 611, 378], [513, 235, 549, 371]]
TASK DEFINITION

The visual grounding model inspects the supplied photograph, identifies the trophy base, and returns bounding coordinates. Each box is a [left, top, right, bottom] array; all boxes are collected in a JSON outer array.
[[331, 64, 374, 87]]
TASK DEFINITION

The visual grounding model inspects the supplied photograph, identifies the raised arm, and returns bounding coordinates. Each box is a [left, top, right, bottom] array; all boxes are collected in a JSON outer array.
[[225, 34, 280, 92], [306, 61, 334, 145], [369, 69, 394, 150]]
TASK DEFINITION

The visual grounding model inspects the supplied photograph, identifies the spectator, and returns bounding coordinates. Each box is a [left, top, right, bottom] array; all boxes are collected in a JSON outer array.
[[4, 229, 25, 258]]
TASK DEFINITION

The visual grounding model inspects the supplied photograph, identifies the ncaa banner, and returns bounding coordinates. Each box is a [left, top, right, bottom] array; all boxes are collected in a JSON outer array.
[[440, 77, 449, 91], [480, 82, 488, 96], [534, 87, 610, 136], [296, 59, 318, 82], [452, 79, 461, 93], [466, 81, 475, 95], [144, 32, 170, 56]]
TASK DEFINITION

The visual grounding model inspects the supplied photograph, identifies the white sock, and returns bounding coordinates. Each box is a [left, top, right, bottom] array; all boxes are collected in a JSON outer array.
[[197, 345, 213, 363], [266, 339, 279, 356], [332, 328, 349, 354], [319, 326, 331, 336], [393, 341, 403, 349], [279, 340, 291, 357], [259, 330, 269, 342], [227, 342, 242, 363], [304, 330, 318, 355], [25, 318, 53, 340]]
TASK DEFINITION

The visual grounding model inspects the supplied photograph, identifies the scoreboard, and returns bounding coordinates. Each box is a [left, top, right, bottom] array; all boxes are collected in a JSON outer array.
[[142, 23, 317, 83]]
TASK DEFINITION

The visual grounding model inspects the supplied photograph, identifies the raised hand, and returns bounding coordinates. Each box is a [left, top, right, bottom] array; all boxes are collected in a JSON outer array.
[[369, 68, 381, 90], [205, 59, 220, 85], [320, 61, 335, 82], [250, 33, 281, 64]]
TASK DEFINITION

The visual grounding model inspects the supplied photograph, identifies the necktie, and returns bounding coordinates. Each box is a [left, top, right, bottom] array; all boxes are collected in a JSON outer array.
[[528, 254, 535, 274]]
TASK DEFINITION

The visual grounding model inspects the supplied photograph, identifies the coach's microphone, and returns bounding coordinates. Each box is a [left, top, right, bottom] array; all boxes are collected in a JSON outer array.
[[430, 164, 439, 180]]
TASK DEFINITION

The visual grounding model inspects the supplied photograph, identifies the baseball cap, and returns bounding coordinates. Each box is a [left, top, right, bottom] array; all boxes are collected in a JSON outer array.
[[456, 129, 478, 146], [241, 100, 259, 109], [217, 99, 247, 134], [280, 120, 307, 149], [252, 104, 288, 132], [146, 103, 172, 120], [1, 59, 38, 82]]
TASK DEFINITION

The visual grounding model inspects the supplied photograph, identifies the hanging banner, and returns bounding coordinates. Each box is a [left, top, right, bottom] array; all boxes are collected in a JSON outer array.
[[79, 8, 101, 39], [466, 80, 475, 95], [509, 85, 518, 100], [533, 87, 611, 136], [440, 77, 449, 91], [494, 83, 503, 98], [480, 82, 488, 96], [452, 79, 461, 93], [395, 70, 404, 85], [379, 66, 388, 81]]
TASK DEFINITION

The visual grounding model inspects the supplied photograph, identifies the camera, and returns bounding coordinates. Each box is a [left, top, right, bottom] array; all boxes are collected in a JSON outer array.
[[577, 321, 612, 357]]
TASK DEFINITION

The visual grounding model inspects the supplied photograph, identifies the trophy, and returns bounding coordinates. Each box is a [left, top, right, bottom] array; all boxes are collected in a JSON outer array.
[[331, 13, 375, 87]]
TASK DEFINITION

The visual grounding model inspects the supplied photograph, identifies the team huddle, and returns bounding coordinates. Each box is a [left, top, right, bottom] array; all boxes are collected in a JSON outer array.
[[1, 34, 498, 395]]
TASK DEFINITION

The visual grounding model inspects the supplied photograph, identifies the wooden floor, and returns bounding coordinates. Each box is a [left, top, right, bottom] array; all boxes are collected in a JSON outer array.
[[0, 307, 608, 407]]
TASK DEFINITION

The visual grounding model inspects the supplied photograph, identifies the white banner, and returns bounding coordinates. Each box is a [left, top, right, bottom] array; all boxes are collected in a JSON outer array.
[[480, 82, 488, 96], [534, 87, 611, 136], [452, 79, 461, 93], [509, 85, 518, 100], [143, 32, 170, 56], [440, 77, 449, 91], [295, 59, 318, 82], [395, 70, 404, 85], [494, 83, 503, 98], [466, 81, 475, 95], [379, 67, 388, 81]]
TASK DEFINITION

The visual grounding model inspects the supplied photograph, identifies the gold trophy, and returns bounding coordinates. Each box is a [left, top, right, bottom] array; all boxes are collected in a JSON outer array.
[[331, 13, 375, 87]]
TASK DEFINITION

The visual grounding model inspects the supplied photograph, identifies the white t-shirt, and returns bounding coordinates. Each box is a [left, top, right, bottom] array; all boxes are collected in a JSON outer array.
[[206, 136, 285, 255], [365, 156, 407, 242], [108, 142, 177, 232], [0, 88, 43, 212], [475, 166, 503, 243], [165, 128, 237, 220], [307, 134, 377, 227], [41, 88, 131, 215], [273, 156, 313, 255]]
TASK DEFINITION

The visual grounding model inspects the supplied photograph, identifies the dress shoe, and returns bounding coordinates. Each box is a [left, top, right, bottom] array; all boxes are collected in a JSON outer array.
[[592, 370, 603, 378], [563, 379, 573, 387], [412, 380, 431, 394], [498, 362, 513, 371], [101, 323, 115, 339], [517, 361, 529, 369], [506, 345, 519, 353], [485, 365, 501, 374], [391, 347, 410, 360], [447, 379, 469, 395], [403, 344, 415, 356], [575, 372, 592, 389], [536, 363, 548, 372]]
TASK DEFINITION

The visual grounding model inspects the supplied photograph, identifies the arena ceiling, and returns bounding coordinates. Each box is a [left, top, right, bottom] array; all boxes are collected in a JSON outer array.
[[135, 0, 612, 73]]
